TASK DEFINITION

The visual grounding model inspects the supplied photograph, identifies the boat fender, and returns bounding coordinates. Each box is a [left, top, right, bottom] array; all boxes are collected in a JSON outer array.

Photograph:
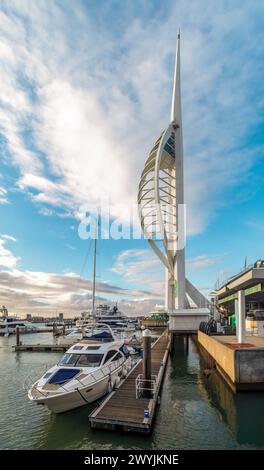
[[108, 379, 113, 394], [114, 376, 121, 388], [121, 367, 127, 378]]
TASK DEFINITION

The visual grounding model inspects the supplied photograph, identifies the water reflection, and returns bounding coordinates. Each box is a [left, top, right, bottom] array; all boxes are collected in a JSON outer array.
[[199, 343, 264, 446], [36, 401, 154, 450], [153, 336, 234, 450]]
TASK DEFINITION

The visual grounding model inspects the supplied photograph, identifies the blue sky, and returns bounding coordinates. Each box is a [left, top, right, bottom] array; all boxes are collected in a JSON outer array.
[[0, 0, 264, 316]]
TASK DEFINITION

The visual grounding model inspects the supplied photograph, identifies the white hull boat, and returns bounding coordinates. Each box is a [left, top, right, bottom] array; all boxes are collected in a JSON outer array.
[[57, 323, 116, 347], [28, 329, 132, 413], [0, 317, 37, 336]]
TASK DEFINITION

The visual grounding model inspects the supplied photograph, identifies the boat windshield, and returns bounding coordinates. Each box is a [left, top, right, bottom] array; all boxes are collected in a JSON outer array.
[[58, 353, 103, 367]]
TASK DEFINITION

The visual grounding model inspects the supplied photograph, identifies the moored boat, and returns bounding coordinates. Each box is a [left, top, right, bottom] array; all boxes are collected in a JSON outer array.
[[0, 316, 37, 336], [28, 327, 132, 413]]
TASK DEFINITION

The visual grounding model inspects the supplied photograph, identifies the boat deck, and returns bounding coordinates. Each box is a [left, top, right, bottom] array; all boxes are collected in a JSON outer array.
[[89, 330, 170, 433]]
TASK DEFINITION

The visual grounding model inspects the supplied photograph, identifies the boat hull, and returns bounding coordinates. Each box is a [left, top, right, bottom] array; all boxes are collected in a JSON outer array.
[[29, 363, 126, 413]]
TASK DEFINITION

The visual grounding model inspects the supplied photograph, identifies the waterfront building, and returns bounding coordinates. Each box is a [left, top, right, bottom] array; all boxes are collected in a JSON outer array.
[[213, 259, 264, 336]]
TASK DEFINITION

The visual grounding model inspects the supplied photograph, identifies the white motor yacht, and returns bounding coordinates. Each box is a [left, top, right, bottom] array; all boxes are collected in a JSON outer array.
[[56, 326, 84, 346], [95, 304, 135, 331], [57, 322, 115, 346], [75, 310, 94, 328], [28, 329, 132, 413], [0, 316, 37, 336]]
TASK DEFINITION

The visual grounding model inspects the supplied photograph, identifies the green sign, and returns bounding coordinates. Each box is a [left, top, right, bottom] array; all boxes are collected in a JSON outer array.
[[218, 283, 262, 305], [245, 283, 262, 296], [219, 293, 237, 304]]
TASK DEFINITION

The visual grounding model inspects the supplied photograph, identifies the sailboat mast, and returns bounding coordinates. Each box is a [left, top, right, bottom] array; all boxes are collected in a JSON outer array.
[[92, 221, 97, 316]]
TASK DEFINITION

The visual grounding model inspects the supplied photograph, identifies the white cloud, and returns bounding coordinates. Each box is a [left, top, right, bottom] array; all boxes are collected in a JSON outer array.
[[110, 248, 222, 300], [64, 243, 76, 251], [0, 268, 155, 316], [0, 245, 221, 315], [38, 207, 54, 216], [109, 248, 163, 295], [0, 186, 8, 204], [187, 254, 222, 270], [0, 1, 263, 235], [0, 238, 20, 268], [1, 234, 17, 242]]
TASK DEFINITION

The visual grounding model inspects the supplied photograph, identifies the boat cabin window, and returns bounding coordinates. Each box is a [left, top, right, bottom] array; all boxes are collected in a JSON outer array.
[[120, 344, 130, 358], [59, 353, 103, 367], [76, 354, 103, 367], [59, 353, 80, 367], [103, 350, 118, 364], [111, 352, 122, 362]]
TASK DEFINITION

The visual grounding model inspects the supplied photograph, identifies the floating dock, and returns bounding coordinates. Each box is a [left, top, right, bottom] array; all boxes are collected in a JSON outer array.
[[198, 331, 264, 391], [13, 343, 68, 352], [89, 331, 170, 434]]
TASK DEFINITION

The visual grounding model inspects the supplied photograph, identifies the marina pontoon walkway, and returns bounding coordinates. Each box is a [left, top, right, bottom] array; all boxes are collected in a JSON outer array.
[[89, 331, 170, 434]]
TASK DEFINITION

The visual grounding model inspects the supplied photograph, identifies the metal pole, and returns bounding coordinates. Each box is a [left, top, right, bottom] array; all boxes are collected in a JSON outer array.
[[92, 221, 97, 316], [238, 290, 246, 344], [16, 325, 20, 346], [142, 329, 152, 398], [235, 298, 239, 339]]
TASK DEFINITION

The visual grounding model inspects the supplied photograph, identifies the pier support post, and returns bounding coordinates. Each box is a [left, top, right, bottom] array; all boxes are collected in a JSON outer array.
[[142, 329, 152, 398], [16, 325, 20, 346], [238, 290, 246, 344], [169, 332, 174, 355], [185, 334, 189, 353], [235, 298, 239, 337]]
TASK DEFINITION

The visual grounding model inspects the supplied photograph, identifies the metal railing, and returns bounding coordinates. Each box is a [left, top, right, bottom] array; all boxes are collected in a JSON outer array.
[[135, 374, 157, 399]]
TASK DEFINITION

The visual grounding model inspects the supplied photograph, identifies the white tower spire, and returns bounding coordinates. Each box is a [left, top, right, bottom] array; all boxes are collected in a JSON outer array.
[[138, 31, 209, 313], [170, 31, 181, 124], [171, 31, 186, 309]]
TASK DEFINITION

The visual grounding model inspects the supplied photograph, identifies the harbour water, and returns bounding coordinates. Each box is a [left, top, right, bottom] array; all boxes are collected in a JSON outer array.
[[1, 332, 264, 450]]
